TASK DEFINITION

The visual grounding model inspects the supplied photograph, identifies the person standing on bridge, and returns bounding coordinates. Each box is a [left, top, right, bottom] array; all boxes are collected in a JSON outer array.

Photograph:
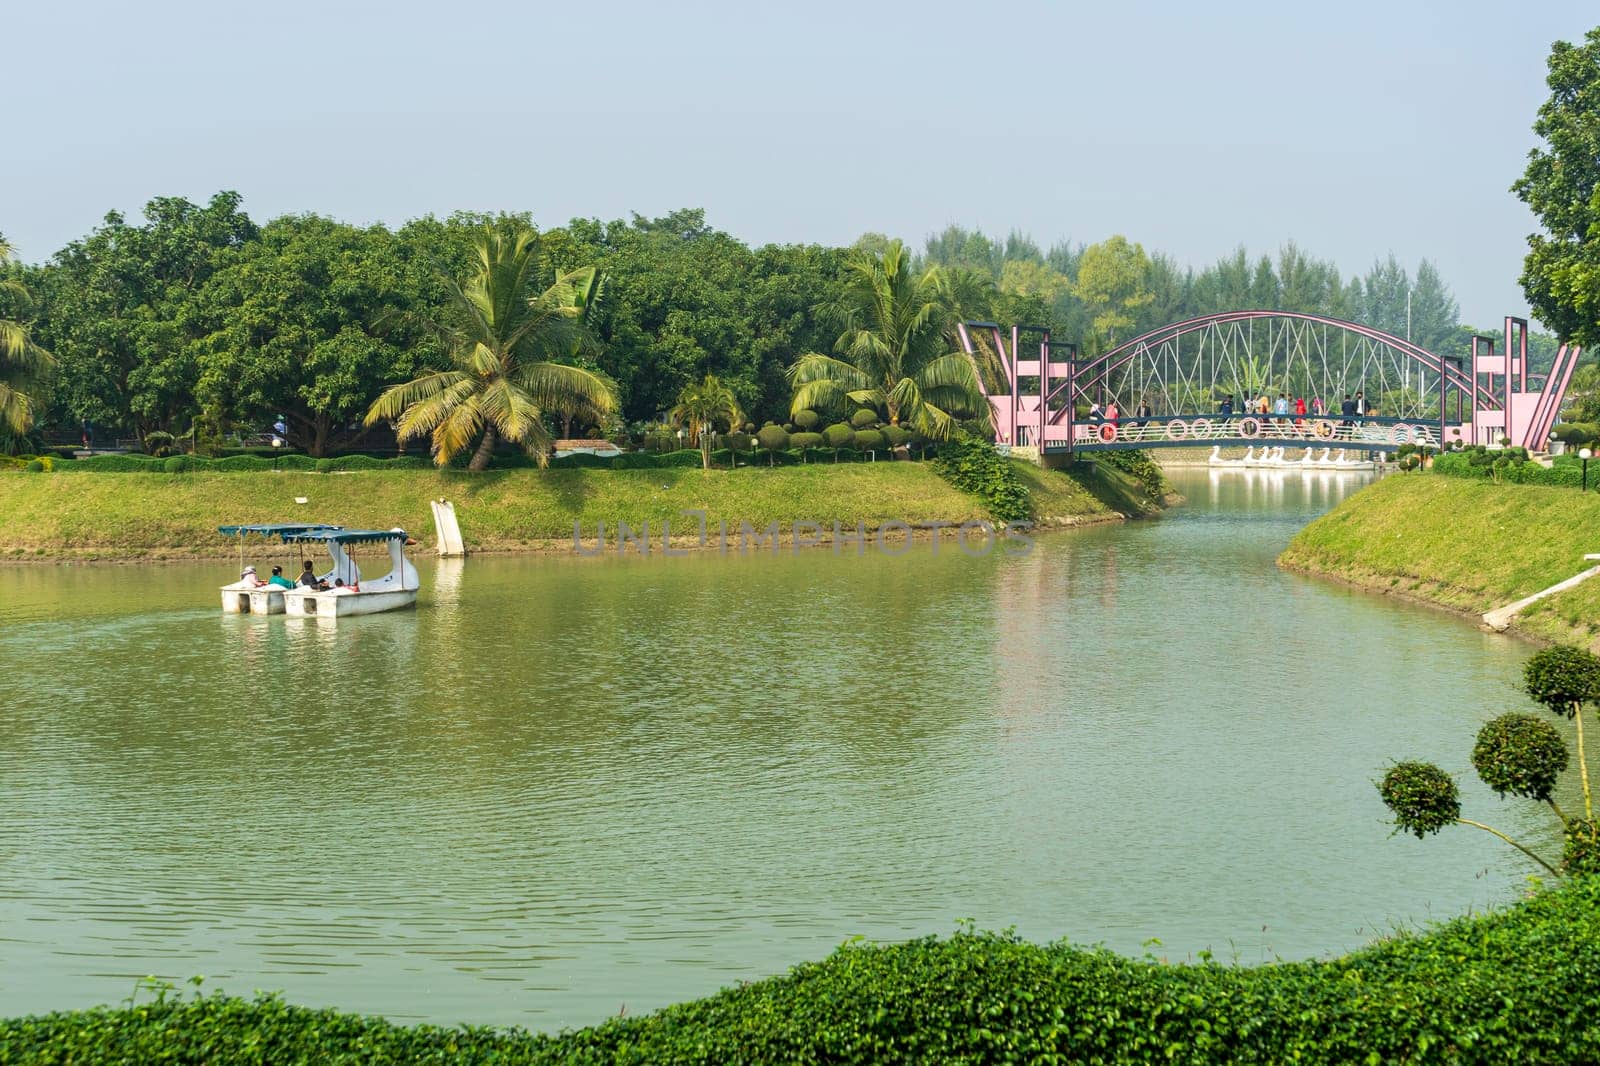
[[1273, 394, 1289, 429], [1312, 396, 1324, 418], [1136, 399, 1152, 426], [1294, 396, 1307, 428], [1340, 394, 1356, 429], [1104, 400, 1119, 424], [1089, 400, 1103, 423], [1355, 390, 1367, 420], [1220, 395, 1234, 424]]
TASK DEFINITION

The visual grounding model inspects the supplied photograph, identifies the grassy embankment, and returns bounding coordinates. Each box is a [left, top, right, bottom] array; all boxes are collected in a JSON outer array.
[[6, 877, 1600, 1063], [1280, 473, 1600, 646], [0, 460, 1153, 561]]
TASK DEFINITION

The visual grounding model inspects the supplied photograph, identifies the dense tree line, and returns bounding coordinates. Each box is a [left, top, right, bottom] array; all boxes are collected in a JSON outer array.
[[0, 195, 1519, 456]]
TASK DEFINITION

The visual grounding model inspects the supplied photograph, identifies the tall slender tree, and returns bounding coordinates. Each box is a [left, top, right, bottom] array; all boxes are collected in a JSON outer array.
[[669, 374, 744, 469], [365, 227, 616, 470]]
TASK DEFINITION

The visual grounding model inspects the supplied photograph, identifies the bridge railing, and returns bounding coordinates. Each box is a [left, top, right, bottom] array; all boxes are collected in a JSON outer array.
[[1063, 415, 1441, 449]]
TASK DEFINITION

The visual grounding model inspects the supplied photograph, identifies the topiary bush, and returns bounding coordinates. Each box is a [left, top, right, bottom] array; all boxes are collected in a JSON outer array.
[[792, 409, 820, 431], [1524, 645, 1600, 719], [881, 425, 911, 450], [756, 425, 789, 453], [853, 429, 886, 453], [1471, 713, 1568, 801], [23, 459, 44, 473], [162, 456, 192, 473], [788, 432, 823, 461], [1378, 761, 1461, 838], [849, 408, 879, 429], [822, 423, 855, 460]]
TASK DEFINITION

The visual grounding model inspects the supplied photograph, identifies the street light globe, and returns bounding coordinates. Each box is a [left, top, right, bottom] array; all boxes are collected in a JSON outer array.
[[1582, 448, 1593, 461]]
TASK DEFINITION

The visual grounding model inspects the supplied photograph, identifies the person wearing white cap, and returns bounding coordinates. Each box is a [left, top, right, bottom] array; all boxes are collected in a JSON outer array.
[[240, 565, 265, 588]]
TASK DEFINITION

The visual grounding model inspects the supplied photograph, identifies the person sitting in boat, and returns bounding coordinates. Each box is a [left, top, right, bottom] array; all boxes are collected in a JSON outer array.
[[298, 559, 330, 591], [331, 578, 361, 594], [239, 566, 265, 587], [266, 565, 296, 590]]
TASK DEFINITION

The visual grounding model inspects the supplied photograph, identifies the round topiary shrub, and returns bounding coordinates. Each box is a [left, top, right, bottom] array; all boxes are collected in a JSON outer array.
[[854, 429, 886, 452], [792, 409, 820, 431], [1378, 761, 1460, 838], [1564, 819, 1600, 875], [1523, 645, 1600, 718], [163, 456, 192, 473], [882, 425, 911, 448], [24, 460, 44, 473], [822, 423, 854, 449], [1471, 713, 1568, 801], [756, 425, 789, 452], [849, 408, 879, 429], [789, 431, 823, 451], [724, 431, 755, 453]]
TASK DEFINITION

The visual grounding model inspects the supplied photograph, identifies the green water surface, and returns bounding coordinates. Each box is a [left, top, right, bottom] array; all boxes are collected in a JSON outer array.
[[0, 469, 1565, 1028]]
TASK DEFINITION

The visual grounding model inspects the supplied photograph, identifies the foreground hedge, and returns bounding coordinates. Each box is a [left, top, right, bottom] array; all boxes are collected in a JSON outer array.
[[7, 878, 1600, 1064]]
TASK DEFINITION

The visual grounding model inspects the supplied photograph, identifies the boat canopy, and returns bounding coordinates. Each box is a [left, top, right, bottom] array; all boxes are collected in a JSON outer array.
[[217, 523, 343, 540], [281, 528, 410, 545]]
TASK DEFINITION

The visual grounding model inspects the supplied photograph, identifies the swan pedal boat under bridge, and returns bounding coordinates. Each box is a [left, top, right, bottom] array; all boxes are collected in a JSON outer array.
[[1207, 445, 1374, 471], [218, 524, 420, 618]]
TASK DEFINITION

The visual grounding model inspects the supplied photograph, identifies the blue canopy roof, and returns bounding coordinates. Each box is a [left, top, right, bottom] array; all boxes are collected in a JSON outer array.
[[217, 523, 343, 540], [281, 528, 410, 544]]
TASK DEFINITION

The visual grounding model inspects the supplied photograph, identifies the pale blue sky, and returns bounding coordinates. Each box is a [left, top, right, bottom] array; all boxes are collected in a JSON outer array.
[[5, 1, 1595, 329]]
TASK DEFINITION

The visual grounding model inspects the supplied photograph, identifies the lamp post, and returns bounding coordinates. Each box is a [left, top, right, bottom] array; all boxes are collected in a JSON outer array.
[[1582, 448, 1593, 493]]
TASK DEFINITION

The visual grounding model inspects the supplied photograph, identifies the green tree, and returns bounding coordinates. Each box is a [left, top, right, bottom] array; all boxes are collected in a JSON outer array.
[[1513, 27, 1600, 350], [38, 192, 257, 443], [669, 373, 743, 469], [194, 215, 438, 456], [788, 240, 988, 439], [1072, 236, 1153, 351], [0, 236, 52, 435], [365, 227, 615, 470]]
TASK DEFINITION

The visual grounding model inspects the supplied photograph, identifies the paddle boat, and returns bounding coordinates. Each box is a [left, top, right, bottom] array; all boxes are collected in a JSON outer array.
[[217, 523, 343, 614], [279, 528, 420, 618]]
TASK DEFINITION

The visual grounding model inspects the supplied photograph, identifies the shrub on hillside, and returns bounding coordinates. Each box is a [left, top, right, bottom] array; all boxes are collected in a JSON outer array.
[[142, 431, 176, 457], [932, 436, 1032, 523]]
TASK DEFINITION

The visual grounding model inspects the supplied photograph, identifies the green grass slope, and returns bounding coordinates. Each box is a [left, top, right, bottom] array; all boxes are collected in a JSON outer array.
[[0, 462, 1129, 560], [1280, 474, 1600, 646]]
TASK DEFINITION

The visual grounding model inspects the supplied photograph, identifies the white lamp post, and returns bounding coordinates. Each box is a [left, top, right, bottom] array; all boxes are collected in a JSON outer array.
[[1581, 448, 1593, 492]]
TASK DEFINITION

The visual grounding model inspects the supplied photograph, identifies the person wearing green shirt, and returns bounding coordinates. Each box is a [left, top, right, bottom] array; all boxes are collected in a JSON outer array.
[[266, 565, 296, 589]]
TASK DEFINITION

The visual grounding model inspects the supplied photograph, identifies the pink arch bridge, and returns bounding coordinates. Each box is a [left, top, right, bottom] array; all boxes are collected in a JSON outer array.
[[956, 310, 1582, 456]]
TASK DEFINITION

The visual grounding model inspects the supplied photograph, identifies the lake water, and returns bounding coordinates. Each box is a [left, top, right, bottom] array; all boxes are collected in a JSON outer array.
[[0, 468, 1567, 1029]]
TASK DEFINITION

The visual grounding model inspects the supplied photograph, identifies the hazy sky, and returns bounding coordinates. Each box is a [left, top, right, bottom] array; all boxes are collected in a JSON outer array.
[[5, 1, 1595, 330]]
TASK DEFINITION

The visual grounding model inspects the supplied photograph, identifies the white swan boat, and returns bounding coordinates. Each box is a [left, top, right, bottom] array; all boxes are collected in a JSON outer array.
[[279, 528, 420, 618], [218, 523, 343, 614]]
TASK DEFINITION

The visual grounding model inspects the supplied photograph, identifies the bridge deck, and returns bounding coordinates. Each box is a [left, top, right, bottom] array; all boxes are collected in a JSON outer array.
[[1036, 415, 1443, 454]]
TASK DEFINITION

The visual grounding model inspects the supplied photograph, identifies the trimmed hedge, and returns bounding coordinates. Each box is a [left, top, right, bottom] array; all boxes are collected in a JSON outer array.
[[1434, 448, 1586, 488], [6, 878, 1600, 1063]]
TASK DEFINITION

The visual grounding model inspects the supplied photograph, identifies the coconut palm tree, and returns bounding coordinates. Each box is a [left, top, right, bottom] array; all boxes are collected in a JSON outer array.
[[669, 374, 744, 469], [365, 227, 616, 470], [788, 241, 988, 439], [0, 237, 52, 435]]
